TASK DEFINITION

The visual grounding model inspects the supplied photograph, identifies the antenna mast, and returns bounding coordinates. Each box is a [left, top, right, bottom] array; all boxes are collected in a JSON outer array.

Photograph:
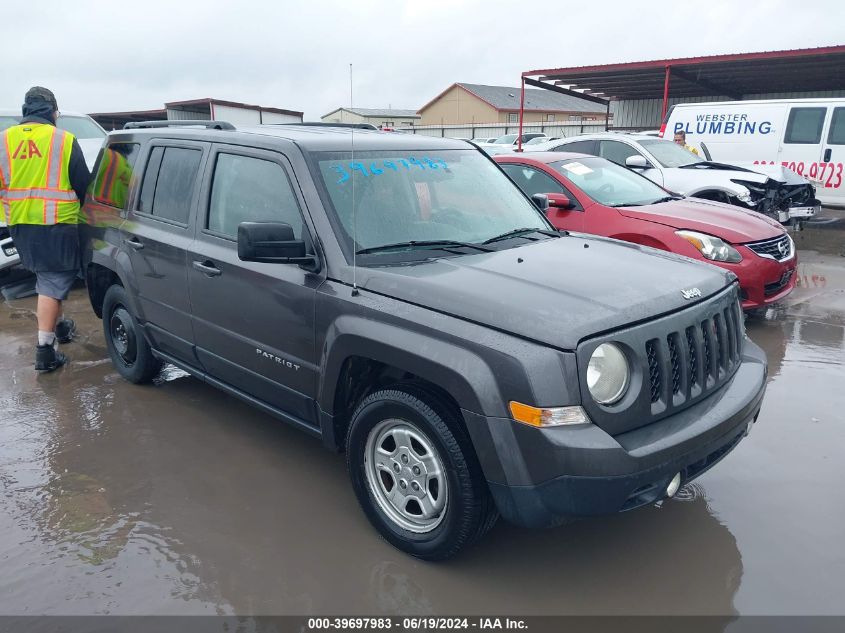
[[350, 63, 359, 297]]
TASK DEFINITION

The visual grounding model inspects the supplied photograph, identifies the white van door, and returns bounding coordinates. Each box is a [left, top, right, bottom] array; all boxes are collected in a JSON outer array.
[[779, 105, 832, 202], [820, 106, 845, 206]]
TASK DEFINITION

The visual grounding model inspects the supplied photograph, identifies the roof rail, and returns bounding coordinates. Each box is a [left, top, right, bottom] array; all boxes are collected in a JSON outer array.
[[123, 120, 235, 130], [274, 122, 378, 131]]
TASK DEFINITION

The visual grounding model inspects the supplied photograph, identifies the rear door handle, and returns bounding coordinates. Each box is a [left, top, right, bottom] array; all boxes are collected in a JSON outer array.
[[824, 148, 832, 162], [192, 260, 222, 277], [125, 237, 144, 250]]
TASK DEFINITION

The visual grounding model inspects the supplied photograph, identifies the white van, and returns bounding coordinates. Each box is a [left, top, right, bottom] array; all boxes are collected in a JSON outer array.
[[661, 98, 845, 207]]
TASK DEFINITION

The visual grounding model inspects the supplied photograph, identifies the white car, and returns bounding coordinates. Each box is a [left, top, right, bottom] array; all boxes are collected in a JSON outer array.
[[663, 97, 845, 207], [0, 110, 105, 274], [0, 110, 105, 171], [526, 133, 819, 224]]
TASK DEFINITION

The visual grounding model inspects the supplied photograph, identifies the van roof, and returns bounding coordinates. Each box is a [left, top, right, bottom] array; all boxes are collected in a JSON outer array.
[[669, 97, 845, 109]]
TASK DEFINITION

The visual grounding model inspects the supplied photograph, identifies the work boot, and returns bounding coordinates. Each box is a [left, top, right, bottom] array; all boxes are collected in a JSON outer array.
[[35, 345, 68, 373], [55, 318, 76, 344]]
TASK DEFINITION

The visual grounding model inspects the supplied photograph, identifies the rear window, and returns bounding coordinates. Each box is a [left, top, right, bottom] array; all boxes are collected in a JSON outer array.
[[57, 116, 106, 140], [555, 139, 597, 155], [784, 107, 826, 144], [90, 143, 141, 209], [137, 146, 202, 225]]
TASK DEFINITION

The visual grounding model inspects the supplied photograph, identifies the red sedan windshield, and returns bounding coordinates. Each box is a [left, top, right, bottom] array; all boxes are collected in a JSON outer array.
[[550, 157, 673, 207]]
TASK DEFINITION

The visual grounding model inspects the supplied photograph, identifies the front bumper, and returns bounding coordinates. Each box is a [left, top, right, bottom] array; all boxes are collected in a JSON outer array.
[[463, 340, 767, 528], [788, 203, 819, 220], [727, 247, 797, 310]]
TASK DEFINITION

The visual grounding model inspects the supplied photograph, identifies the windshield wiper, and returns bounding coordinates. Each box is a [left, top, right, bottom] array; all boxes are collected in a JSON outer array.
[[482, 228, 560, 245], [355, 240, 493, 255], [610, 195, 682, 208]]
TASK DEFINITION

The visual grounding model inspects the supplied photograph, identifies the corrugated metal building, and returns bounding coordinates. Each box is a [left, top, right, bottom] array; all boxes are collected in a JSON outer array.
[[521, 46, 845, 131], [321, 108, 420, 128], [91, 98, 303, 131], [165, 98, 302, 126]]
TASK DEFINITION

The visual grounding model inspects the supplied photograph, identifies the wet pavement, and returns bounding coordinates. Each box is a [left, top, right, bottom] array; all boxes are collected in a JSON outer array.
[[1, 214, 844, 616]]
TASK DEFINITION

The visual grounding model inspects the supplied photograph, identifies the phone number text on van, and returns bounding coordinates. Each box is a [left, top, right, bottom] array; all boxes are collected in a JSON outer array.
[[753, 160, 843, 188]]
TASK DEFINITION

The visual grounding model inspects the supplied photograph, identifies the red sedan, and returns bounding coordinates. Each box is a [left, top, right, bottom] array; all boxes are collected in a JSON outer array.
[[495, 152, 797, 311]]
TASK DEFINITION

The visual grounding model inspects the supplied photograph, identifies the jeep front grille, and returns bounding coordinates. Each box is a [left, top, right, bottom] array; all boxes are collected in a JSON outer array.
[[578, 285, 745, 437], [746, 235, 793, 262], [645, 301, 743, 410]]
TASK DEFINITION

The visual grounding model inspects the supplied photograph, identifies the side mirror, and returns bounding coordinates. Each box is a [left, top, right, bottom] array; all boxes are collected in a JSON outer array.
[[531, 193, 549, 211], [625, 155, 652, 169], [237, 222, 315, 265], [547, 193, 574, 209]]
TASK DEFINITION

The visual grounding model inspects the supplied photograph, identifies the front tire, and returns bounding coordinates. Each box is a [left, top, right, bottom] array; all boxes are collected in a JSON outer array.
[[346, 386, 498, 560], [102, 284, 163, 384]]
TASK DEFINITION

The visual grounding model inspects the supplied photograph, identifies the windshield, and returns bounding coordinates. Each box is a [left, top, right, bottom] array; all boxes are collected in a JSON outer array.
[[638, 138, 703, 168], [315, 150, 551, 260], [0, 114, 105, 139], [551, 157, 673, 207], [57, 115, 106, 139], [493, 134, 517, 144], [524, 137, 549, 145]]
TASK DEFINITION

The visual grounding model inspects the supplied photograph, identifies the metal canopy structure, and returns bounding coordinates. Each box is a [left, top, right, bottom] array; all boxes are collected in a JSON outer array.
[[516, 45, 845, 148]]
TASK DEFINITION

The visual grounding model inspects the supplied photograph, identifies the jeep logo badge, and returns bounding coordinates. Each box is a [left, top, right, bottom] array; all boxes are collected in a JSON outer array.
[[681, 287, 702, 300]]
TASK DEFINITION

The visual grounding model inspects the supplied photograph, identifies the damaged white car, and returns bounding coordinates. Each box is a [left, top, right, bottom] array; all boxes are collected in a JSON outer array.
[[526, 133, 819, 224]]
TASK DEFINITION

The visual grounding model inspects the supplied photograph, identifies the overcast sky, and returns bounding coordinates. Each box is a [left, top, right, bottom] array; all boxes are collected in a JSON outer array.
[[3, 0, 842, 120]]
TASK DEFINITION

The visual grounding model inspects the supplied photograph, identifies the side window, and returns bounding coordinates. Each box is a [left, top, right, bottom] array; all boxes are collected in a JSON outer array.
[[784, 107, 826, 144], [556, 140, 597, 155], [137, 146, 202, 224], [599, 140, 641, 166], [91, 143, 140, 209], [828, 107, 845, 145], [501, 164, 566, 197], [208, 153, 304, 240]]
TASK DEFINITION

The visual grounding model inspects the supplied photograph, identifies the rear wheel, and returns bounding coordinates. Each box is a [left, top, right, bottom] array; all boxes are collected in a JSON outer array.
[[346, 386, 498, 560], [102, 284, 162, 384]]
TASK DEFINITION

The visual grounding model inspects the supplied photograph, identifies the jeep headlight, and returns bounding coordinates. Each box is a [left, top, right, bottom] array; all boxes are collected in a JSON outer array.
[[587, 343, 630, 405], [676, 230, 742, 263]]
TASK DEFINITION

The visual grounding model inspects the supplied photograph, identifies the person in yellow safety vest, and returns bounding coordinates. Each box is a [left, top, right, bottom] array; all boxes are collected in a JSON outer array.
[[92, 147, 132, 210], [673, 130, 700, 156], [0, 87, 91, 372]]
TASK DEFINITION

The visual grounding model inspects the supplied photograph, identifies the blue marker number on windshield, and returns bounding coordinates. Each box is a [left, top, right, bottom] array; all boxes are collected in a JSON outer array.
[[333, 157, 449, 184]]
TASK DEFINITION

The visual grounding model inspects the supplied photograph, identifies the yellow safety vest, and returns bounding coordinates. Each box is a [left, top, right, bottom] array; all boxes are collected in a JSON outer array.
[[0, 123, 81, 226], [92, 148, 131, 209]]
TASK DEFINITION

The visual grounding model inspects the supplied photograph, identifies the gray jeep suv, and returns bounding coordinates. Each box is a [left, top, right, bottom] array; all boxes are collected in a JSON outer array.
[[82, 122, 767, 560]]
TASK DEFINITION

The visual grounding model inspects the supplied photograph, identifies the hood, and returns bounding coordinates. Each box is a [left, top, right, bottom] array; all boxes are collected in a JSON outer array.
[[356, 236, 733, 350], [673, 162, 769, 184], [77, 138, 104, 171], [617, 197, 785, 244]]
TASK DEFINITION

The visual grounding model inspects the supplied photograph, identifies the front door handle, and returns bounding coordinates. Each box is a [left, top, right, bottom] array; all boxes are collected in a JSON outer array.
[[125, 237, 144, 250], [192, 260, 222, 277], [824, 148, 832, 162]]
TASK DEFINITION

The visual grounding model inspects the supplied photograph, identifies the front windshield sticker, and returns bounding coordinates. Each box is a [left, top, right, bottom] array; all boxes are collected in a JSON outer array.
[[560, 162, 593, 176], [331, 157, 449, 184]]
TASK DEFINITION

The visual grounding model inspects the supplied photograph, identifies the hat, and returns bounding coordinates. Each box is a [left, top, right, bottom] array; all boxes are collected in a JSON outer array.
[[24, 86, 58, 111]]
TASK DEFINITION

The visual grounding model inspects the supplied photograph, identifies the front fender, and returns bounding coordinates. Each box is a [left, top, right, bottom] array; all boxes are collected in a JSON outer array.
[[319, 315, 502, 418]]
